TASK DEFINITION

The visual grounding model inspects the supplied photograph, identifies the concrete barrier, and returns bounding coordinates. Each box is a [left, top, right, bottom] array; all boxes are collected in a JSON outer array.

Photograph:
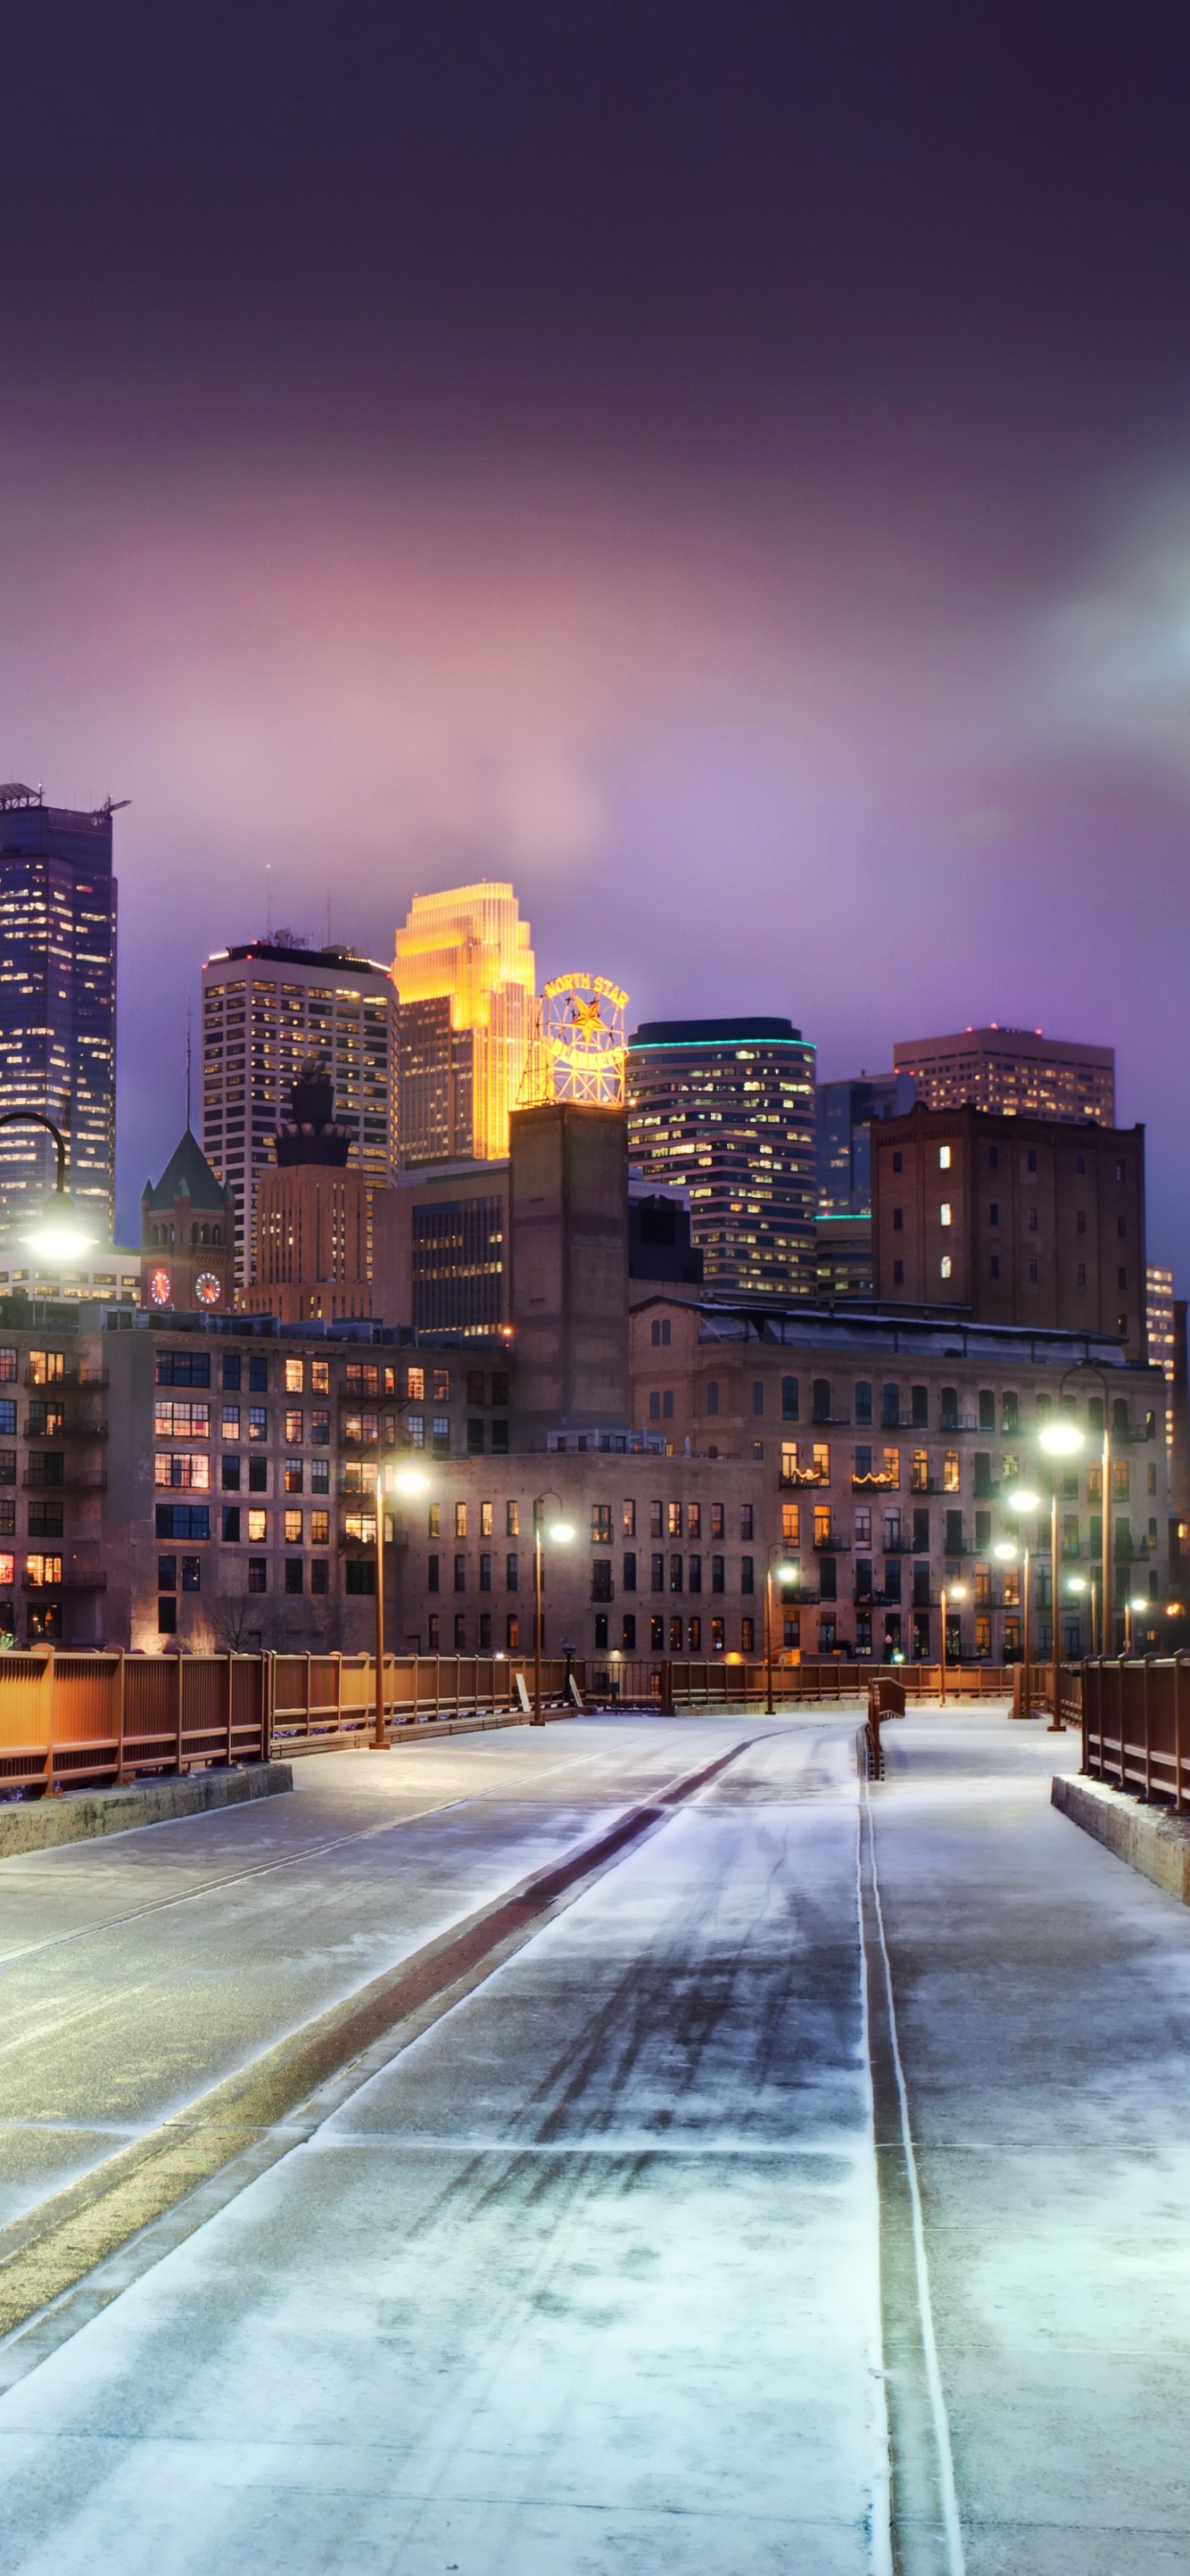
[[1052, 1772, 1190, 1907], [0, 1760, 293, 1858]]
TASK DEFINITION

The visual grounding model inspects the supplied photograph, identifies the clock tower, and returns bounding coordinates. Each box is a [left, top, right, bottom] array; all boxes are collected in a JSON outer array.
[[141, 1130, 236, 1315]]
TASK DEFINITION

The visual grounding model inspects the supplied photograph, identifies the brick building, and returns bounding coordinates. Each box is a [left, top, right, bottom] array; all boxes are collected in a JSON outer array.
[[870, 1103, 1147, 1362], [628, 1293, 1168, 1659]]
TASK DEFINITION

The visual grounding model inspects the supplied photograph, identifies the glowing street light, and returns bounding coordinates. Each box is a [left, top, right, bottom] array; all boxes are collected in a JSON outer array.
[[372, 1464, 431, 1749], [1126, 1592, 1151, 1654], [532, 1496, 573, 1724], [1003, 1490, 1040, 1717], [765, 1552, 800, 1714], [0, 1111, 99, 1264], [938, 1578, 967, 1705], [1038, 1422, 1086, 1732]]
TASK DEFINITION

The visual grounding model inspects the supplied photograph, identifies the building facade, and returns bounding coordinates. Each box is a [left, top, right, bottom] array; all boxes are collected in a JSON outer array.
[[893, 1026, 1115, 1125], [200, 938, 396, 1287], [816, 1071, 913, 1215], [393, 884, 536, 1166], [0, 786, 119, 1237], [626, 1016, 816, 1300], [870, 1103, 1147, 1362], [374, 1161, 511, 1336], [629, 1293, 1169, 1660]]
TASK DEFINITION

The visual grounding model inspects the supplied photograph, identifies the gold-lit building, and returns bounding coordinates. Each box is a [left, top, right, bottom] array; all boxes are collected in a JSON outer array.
[[393, 885, 536, 1165]]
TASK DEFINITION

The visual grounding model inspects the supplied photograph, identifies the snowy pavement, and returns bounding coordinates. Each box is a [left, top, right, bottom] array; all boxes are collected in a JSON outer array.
[[1, 1709, 1189, 2571]]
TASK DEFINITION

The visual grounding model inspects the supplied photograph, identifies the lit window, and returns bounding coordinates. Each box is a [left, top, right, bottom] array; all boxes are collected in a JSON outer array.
[[941, 1255, 952, 1278], [284, 1508, 303, 1545], [939, 1145, 951, 1168], [247, 1508, 267, 1542], [309, 1510, 330, 1545], [284, 1358, 305, 1394], [940, 1203, 951, 1227], [284, 1408, 303, 1442]]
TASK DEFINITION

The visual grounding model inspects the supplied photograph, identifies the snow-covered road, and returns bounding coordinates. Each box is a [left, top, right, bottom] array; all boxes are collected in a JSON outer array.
[[0, 1710, 1188, 2572]]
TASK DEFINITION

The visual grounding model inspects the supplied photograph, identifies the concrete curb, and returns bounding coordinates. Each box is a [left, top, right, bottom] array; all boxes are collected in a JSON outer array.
[[1051, 1771, 1190, 1906], [275, 1709, 573, 1757], [0, 1760, 293, 1858]]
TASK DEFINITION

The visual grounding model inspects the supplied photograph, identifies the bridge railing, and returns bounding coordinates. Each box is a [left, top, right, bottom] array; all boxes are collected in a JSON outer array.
[[1081, 1657, 1190, 1810]]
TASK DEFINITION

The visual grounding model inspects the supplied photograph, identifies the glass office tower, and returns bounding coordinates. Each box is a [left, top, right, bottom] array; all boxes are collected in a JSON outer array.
[[627, 1016, 817, 1300], [0, 787, 119, 1235]]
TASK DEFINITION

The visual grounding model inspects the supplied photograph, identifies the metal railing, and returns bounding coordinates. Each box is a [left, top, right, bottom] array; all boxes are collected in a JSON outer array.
[[1081, 1656, 1190, 1809]]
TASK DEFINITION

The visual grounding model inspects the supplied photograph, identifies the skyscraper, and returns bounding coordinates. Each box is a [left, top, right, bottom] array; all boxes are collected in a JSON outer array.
[[626, 1017, 817, 1300], [0, 786, 119, 1236], [200, 935, 396, 1285], [816, 1070, 915, 1214], [893, 1025, 1114, 1124], [393, 884, 536, 1165]]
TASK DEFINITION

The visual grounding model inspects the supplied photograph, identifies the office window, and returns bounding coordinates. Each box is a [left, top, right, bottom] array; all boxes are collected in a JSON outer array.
[[283, 1408, 303, 1444], [668, 1502, 682, 1538], [221, 1404, 240, 1440], [855, 1381, 872, 1425], [670, 1552, 683, 1593], [688, 1554, 701, 1594], [154, 1506, 210, 1542], [310, 1509, 330, 1545], [506, 1502, 519, 1536], [939, 1145, 951, 1168], [154, 1453, 210, 1490], [741, 1617, 755, 1652], [455, 1502, 468, 1538], [467, 1368, 485, 1405], [687, 1502, 701, 1540], [0, 1350, 15, 1383], [622, 1499, 636, 1536], [623, 1551, 637, 1592], [284, 1558, 303, 1595], [506, 1552, 519, 1590], [309, 1409, 330, 1444], [650, 1615, 665, 1650], [941, 1256, 952, 1279], [940, 1202, 951, 1228], [247, 1406, 267, 1441], [247, 1508, 267, 1543], [158, 1596, 177, 1634], [741, 1555, 754, 1594], [432, 1369, 450, 1402], [711, 1503, 724, 1539], [454, 1553, 466, 1591], [651, 1552, 665, 1592], [480, 1501, 493, 1537], [158, 1555, 177, 1592], [154, 1398, 210, 1439], [0, 1403, 14, 1440], [741, 1504, 754, 1539], [406, 1366, 425, 1402], [432, 1415, 450, 1451], [284, 1359, 305, 1394], [621, 1613, 636, 1650], [221, 1506, 240, 1541], [248, 1357, 268, 1392], [781, 1375, 798, 1420], [284, 1508, 302, 1545], [710, 1616, 724, 1652], [284, 1459, 303, 1493], [154, 1352, 208, 1387], [247, 1557, 267, 1593], [943, 1451, 960, 1491], [592, 1560, 613, 1601], [248, 1458, 267, 1493]]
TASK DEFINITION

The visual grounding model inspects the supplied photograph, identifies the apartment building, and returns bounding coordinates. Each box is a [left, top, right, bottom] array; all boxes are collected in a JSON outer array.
[[629, 1294, 1168, 1660]]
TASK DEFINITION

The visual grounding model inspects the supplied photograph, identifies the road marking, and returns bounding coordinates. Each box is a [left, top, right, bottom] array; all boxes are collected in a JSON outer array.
[[860, 1779, 966, 2576]]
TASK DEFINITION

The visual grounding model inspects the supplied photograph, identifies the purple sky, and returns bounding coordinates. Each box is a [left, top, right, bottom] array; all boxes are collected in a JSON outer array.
[[4, 4, 1190, 1270]]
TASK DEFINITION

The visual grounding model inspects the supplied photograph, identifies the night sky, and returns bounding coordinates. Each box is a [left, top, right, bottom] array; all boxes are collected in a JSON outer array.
[[5, 3, 1190, 1263]]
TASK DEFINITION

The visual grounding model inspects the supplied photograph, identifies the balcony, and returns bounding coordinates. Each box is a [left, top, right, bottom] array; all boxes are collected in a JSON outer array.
[[780, 1467, 830, 1489], [812, 1530, 852, 1552], [809, 1410, 851, 1428], [22, 1568, 107, 1592], [852, 1471, 900, 1492], [24, 1417, 109, 1441], [22, 1469, 107, 1493], [23, 1368, 108, 1392]]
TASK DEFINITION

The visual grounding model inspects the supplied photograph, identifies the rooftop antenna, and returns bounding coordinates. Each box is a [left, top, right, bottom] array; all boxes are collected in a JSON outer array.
[[185, 1009, 193, 1131], [265, 863, 273, 939]]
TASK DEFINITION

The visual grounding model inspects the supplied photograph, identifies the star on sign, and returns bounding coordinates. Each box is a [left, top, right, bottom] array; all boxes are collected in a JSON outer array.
[[569, 996, 606, 1041]]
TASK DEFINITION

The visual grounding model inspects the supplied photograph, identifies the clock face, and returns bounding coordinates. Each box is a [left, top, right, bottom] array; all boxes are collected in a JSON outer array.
[[149, 1267, 172, 1308], [195, 1271, 222, 1308]]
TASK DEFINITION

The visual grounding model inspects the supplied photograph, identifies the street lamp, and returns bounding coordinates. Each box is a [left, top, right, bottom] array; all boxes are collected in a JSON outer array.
[[1004, 1487, 1041, 1716], [1055, 1362, 1115, 1657], [0, 1111, 98, 1263], [1039, 1418, 1086, 1731], [765, 1552, 800, 1714], [938, 1579, 967, 1705], [532, 1494, 574, 1725], [372, 1465, 430, 1749], [1126, 1592, 1150, 1655], [1064, 1570, 1097, 1657]]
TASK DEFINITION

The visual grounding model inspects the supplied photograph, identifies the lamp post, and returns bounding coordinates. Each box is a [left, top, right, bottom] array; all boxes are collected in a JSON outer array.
[[0, 1110, 98, 1262], [1055, 1363, 1113, 1656], [938, 1580, 967, 1705], [1039, 1418, 1086, 1733], [765, 1552, 800, 1714], [1126, 1592, 1150, 1656], [372, 1465, 430, 1750], [532, 1494, 574, 1725], [1064, 1571, 1096, 1658], [1004, 1487, 1041, 1717]]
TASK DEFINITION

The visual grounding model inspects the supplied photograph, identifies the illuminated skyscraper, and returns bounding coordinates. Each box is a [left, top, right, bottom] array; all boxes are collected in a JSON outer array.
[[626, 1017, 817, 1300], [0, 786, 119, 1236], [893, 1026, 1114, 1124], [393, 884, 536, 1164], [200, 935, 396, 1285]]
